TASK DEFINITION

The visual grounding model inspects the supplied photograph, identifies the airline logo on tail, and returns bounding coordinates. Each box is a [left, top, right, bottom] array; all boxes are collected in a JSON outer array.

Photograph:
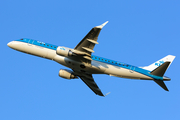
[[155, 60, 164, 66]]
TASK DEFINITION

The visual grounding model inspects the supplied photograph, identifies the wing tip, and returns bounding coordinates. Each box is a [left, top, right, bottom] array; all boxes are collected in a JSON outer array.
[[96, 21, 109, 29], [104, 92, 111, 97]]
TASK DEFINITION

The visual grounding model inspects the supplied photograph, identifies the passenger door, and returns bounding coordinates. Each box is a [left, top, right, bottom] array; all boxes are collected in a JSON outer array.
[[28, 39, 34, 46], [130, 66, 135, 73]]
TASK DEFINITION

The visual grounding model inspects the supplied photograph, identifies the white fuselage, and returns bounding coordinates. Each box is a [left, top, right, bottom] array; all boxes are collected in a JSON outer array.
[[8, 41, 154, 80]]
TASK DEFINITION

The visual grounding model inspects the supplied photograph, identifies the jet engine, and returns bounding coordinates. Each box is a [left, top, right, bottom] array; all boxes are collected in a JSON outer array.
[[56, 46, 73, 57], [59, 69, 78, 79]]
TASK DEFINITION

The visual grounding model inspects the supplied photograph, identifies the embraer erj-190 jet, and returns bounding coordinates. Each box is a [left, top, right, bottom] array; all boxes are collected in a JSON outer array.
[[7, 21, 175, 96]]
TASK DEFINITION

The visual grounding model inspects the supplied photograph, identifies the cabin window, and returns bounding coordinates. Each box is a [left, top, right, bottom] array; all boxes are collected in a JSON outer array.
[[105, 60, 107, 61], [95, 57, 97, 59], [47, 45, 49, 46]]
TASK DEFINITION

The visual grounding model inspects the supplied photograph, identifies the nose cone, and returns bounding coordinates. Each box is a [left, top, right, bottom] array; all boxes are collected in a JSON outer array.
[[7, 41, 15, 48], [7, 42, 12, 47]]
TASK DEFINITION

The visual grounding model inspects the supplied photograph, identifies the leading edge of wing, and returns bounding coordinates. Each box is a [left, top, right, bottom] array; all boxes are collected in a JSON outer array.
[[79, 75, 104, 96]]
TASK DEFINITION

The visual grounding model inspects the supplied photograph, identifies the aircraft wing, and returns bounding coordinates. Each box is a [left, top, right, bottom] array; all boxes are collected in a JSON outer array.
[[73, 21, 108, 63], [78, 74, 104, 96]]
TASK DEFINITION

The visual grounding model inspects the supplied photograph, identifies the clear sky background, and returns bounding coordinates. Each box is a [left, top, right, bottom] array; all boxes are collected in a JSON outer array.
[[1, 0, 180, 120]]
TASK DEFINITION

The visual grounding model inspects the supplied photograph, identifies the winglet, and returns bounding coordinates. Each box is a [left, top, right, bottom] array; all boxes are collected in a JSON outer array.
[[96, 21, 109, 29], [104, 92, 111, 97]]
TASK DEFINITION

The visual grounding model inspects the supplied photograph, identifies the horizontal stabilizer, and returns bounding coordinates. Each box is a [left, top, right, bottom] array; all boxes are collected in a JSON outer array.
[[150, 62, 170, 77], [154, 80, 169, 91]]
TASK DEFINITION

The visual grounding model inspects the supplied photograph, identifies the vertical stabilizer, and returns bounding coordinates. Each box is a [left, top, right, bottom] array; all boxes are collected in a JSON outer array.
[[142, 55, 175, 71]]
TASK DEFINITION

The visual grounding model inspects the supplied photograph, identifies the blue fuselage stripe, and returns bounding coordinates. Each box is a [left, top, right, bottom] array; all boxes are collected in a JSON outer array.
[[16, 39, 58, 50], [91, 55, 163, 80], [15, 39, 163, 80]]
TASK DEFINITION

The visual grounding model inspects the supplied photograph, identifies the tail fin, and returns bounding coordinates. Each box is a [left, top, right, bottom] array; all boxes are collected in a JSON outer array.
[[142, 55, 175, 72], [142, 55, 175, 91]]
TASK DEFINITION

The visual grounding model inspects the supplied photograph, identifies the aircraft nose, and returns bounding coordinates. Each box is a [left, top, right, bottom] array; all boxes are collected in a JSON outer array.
[[7, 41, 13, 48]]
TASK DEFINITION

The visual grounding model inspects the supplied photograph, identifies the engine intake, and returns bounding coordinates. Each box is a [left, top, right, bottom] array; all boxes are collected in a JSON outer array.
[[59, 69, 77, 79], [56, 46, 73, 57]]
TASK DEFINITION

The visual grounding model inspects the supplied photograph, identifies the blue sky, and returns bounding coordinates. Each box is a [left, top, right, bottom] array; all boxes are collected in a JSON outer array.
[[1, 0, 180, 119]]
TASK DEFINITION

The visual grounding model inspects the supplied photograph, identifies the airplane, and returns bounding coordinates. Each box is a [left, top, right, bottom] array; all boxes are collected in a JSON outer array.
[[7, 21, 175, 96]]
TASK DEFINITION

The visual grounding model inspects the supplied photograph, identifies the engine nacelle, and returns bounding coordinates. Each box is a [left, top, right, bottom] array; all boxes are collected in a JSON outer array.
[[59, 69, 77, 79], [56, 46, 73, 57]]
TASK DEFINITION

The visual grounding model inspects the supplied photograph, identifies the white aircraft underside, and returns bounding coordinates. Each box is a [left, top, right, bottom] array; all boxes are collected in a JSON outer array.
[[7, 21, 175, 96]]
